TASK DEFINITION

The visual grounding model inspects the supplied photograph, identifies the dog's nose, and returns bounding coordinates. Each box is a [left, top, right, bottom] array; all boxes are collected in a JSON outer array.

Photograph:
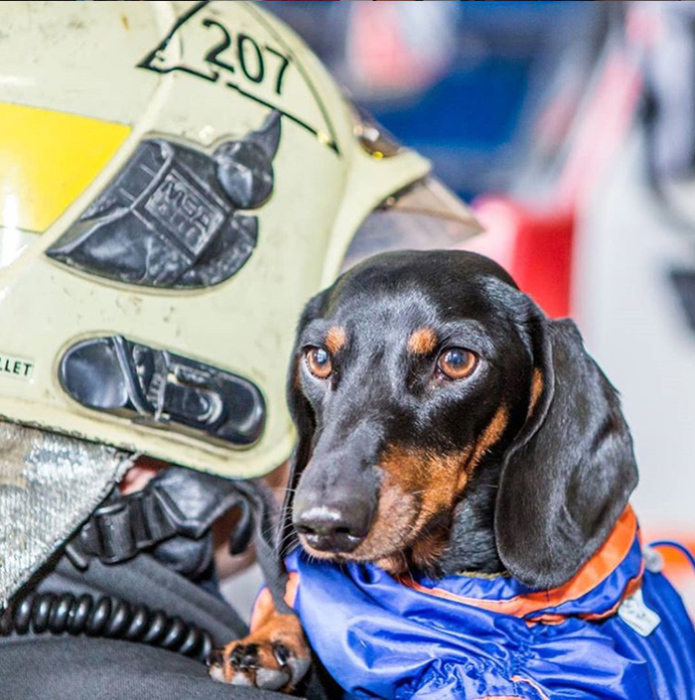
[[294, 500, 372, 553]]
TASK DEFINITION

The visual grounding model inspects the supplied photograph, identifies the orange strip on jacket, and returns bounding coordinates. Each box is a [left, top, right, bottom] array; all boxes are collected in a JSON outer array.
[[400, 506, 638, 620]]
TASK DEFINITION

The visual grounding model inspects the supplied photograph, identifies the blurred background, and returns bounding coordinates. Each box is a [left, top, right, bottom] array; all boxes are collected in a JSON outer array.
[[248, 0, 695, 605]]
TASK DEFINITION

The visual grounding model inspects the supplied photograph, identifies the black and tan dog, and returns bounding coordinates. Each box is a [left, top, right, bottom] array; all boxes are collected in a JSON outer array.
[[210, 250, 639, 691]]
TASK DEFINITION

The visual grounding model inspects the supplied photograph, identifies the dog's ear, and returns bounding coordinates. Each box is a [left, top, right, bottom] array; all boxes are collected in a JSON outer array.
[[495, 317, 638, 588], [278, 291, 327, 555]]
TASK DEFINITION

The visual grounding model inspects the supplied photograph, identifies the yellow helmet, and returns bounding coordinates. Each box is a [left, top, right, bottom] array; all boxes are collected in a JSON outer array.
[[0, 1, 483, 604], [0, 1, 479, 482]]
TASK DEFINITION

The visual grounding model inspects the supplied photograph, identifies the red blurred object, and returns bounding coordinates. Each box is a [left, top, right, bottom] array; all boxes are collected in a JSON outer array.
[[508, 206, 575, 320], [496, 201, 573, 319], [468, 198, 575, 319]]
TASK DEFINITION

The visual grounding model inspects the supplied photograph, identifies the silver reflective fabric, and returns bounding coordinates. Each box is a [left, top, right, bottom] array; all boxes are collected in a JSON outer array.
[[0, 420, 132, 605]]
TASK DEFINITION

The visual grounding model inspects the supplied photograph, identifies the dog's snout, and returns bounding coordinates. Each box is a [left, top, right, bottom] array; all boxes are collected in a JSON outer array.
[[294, 500, 373, 553]]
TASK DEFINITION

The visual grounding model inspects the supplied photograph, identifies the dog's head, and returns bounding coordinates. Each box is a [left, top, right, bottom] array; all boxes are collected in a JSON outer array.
[[284, 251, 638, 588]]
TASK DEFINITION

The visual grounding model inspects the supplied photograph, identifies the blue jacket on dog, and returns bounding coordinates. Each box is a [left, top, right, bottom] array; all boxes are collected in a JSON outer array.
[[285, 508, 695, 699]]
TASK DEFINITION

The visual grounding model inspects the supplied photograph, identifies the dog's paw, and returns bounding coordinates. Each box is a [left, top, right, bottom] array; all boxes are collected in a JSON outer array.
[[208, 614, 310, 692]]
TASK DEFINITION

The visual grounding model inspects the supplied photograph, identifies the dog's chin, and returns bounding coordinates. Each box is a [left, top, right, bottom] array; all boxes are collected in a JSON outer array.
[[296, 531, 414, 572], [295, 535, 375, 562], [296, 536, 350, 561]]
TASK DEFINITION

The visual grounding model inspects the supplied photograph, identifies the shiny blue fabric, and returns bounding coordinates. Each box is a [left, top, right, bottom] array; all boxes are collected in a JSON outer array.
[[286, 538, 695, 699]]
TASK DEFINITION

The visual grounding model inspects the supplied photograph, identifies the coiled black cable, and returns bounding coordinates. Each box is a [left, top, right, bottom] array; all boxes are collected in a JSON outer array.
[[0, 591, 213, 662]]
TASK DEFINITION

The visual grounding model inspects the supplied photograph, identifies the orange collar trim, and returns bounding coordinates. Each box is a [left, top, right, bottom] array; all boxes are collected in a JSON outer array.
[[399, 506, 640, 621]]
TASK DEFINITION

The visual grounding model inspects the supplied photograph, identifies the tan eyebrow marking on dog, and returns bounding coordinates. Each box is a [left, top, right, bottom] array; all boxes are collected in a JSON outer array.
[[325, 326, 347, 354], [527, 368, 544, 419], [407, 327, 438, 355]]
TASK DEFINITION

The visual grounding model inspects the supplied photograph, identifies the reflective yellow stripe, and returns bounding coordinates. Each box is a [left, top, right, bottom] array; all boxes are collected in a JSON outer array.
[[0, 103, 130, 232]]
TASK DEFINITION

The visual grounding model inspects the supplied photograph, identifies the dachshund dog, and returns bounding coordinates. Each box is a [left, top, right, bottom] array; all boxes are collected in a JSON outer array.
[[210, 250, 660, 695]]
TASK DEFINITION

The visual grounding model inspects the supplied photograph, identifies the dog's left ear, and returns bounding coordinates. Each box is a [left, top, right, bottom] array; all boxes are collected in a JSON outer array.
[[495, 317, 638, 588]]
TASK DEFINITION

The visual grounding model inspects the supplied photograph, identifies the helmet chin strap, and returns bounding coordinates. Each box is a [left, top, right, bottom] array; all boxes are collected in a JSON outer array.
[[65, 466, 253, 577], [63, 465, 292, 614]]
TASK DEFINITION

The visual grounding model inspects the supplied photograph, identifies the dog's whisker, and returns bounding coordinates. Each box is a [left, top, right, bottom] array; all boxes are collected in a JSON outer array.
[[273, 532, 298, 554]]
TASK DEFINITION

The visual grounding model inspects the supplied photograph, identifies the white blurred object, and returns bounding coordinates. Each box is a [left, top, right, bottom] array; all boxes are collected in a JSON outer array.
[[577, 131, 695, 535]]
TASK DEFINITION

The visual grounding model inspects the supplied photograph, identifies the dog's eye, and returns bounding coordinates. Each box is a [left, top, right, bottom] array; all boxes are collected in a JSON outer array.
[[304, 347, 333, 379], [437, 348, 477, 380]]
